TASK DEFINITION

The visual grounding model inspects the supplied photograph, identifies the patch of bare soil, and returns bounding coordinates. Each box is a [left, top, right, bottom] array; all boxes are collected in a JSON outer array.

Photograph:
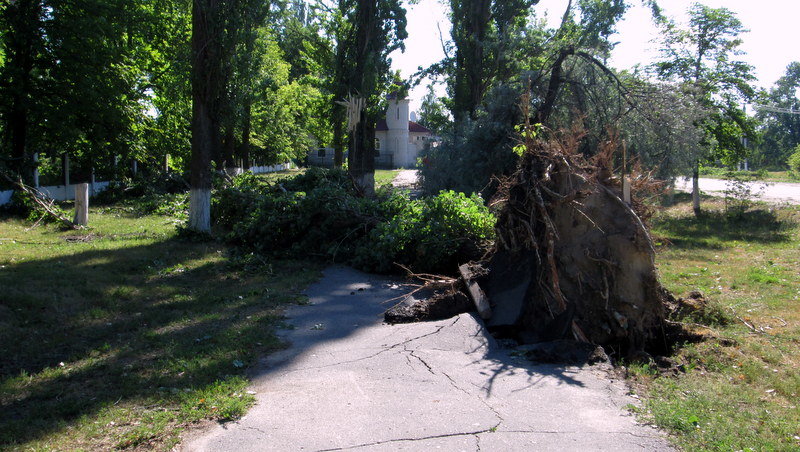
[[385, 286, 472, 324]]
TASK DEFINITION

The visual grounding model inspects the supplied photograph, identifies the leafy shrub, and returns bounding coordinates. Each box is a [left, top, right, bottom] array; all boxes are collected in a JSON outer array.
[[353, 191, 495, 273], [94, 173, 189, 205], [216, 169, 496, 274], [787, 146, 800, 176], [722, 169, 764, 216]]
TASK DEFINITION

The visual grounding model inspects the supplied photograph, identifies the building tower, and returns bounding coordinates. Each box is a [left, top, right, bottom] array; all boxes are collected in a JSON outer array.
[[385, 96, 411, 167]]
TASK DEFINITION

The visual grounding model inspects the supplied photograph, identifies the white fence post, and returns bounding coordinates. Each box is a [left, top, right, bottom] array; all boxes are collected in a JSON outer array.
[[74, 183, 89, 226]]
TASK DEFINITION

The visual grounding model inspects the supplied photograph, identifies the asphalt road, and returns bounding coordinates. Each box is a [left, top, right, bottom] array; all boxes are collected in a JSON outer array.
[[182, 266, 671, 452], [674, 177, 800, 204]]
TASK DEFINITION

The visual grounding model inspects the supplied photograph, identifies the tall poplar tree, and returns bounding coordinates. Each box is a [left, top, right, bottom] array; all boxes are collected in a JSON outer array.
[[188, 0, 225, 232], [332, 0, 406, 195], [654, 3, 755, 216]]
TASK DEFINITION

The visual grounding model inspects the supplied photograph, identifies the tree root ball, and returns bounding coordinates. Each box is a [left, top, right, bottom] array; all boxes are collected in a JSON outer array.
[[489, 136, 670, 356]]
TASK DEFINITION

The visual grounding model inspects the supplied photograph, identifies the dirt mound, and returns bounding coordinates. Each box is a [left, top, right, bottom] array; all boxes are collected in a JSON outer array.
[[384, 287, 473, 324]]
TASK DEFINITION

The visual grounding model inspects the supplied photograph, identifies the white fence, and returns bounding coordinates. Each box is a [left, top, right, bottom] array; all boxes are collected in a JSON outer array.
[[0, 181, 111, 206], [0, 162, 294, 207]]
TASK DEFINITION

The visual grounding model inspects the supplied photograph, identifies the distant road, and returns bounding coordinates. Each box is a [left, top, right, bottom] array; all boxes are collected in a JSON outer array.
[[674, 177, 800, 205]]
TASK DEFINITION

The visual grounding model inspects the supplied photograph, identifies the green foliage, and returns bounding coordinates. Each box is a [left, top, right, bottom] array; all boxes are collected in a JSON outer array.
[[787, 145, 800, 175], [353, 190, 496, 273], [419, 83, 522, 198], [756, 63, 800, 169], [215, 169, 495, 274], [721, 169, 764, 216], [417, 84, 450, 135], [653, 3, 756, 172]]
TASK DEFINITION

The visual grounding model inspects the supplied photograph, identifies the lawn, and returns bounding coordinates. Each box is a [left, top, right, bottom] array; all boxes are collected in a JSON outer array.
[[636, 194, 800, 450], [699, 167, 800, 183], [0, 204, 321, 450], [374, 169, 402, 188]]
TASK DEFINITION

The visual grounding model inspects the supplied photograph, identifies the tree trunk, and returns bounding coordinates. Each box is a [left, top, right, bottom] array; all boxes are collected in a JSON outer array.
[[348, 110, 375, 196], [189, 0, 222, 233], [239, 98, 252, 169], [5, 0, 41, 184], [538, 46, 574, 125], [692, 162, 701, 216]]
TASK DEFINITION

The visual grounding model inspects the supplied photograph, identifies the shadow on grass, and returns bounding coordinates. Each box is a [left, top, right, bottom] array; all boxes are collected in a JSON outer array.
[[0, 235, 319, 448], [654, 208, 796, 249]]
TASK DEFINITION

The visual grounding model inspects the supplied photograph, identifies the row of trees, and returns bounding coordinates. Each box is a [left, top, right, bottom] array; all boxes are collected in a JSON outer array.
[[3, 0, 799, 229], [0, 0, 334, 186]]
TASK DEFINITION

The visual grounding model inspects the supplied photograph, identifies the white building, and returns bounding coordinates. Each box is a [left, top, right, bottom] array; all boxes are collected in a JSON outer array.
[[307, 95, 433, 168], [375, 96, 432, 168]]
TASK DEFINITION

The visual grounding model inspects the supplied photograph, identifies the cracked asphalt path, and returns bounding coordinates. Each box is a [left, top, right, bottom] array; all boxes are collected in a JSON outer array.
[[183, 266, 672, 451]]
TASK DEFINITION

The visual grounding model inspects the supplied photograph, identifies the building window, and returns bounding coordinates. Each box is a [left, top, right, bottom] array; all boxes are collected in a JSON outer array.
[[396, 107, 400, 120], [374, 138, 381, 156], [317, 148, 326, 157]]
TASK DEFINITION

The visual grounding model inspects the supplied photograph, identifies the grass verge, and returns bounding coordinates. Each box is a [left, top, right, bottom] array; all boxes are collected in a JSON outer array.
[[0, 205, 321, 450], [374, 169, 402, 188], [635, 195, 800, 450], [699, 167, 800, 183]]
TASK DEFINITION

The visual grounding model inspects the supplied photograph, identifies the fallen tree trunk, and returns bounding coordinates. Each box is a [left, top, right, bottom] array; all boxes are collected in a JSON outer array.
[[487, 128, 668, 355]]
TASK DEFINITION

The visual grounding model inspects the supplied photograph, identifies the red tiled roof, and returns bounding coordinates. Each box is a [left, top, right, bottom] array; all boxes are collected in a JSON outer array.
[[409, 121, 431, 133], [374, 119, 432, 134]]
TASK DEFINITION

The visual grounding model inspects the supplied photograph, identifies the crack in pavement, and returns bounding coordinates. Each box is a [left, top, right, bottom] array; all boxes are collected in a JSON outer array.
[[315, 422, 502, 452], [404, 347, 506, 429], [241, 426, 269, 436], [440, 369, 506, 426], [406, 347, 436, 375], [273, 318, 461, 375]]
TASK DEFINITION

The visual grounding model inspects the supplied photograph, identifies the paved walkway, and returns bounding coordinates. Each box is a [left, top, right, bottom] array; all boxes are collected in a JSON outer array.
[[674, 177, 800, 204], [183, 266, 671, 451], [391, 169, 423, 199]]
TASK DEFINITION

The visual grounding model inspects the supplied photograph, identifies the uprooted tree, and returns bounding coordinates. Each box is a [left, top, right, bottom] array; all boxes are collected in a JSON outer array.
[[396, 108, 675, 356], [483, 119, 669, 355]]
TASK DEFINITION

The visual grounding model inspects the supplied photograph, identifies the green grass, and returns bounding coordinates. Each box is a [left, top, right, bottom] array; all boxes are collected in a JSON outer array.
[[0, 205, 321, 450], [255, 168, 307, 184], [638, 196, 800, 451], [374, 169, 402, 188], [699, 167, 800, 183], [257, 167, 399, 189]]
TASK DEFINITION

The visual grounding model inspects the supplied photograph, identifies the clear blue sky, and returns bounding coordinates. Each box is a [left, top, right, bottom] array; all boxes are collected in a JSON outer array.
[[391, 0, 800, 112]]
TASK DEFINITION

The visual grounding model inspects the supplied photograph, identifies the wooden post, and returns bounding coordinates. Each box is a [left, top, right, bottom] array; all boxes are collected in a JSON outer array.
[[74, 183, 89, 226], [90, 168, 96, 196]]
